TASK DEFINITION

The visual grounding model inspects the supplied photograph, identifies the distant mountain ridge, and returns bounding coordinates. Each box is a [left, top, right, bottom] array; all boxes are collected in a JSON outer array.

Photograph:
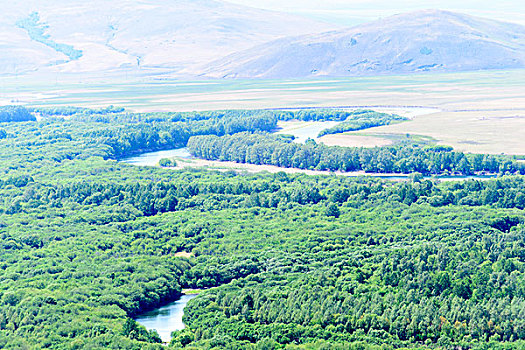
[[2, 5, 524, 79], [199, 10, 525, 79], [0, 0, 335, 76]]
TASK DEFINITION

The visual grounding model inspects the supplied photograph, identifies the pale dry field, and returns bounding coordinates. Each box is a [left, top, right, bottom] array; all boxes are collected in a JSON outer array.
[[173, 251, 194, 258], [268, 79, 525, 155], [3, 69, 525, 155], [173, 157, 338, 175], [365, 110, 525, 155], [169, 157, 496, 181], [173, 157, 385, 177], [316, 109, 525, 155], [319, 133, 394, 148]]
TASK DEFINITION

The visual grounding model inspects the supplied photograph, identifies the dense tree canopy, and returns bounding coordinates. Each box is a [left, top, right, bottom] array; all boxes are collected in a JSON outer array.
[[1, 106, 525, 349], [187, 132, 524, 175], [0, 106, 35, 122]]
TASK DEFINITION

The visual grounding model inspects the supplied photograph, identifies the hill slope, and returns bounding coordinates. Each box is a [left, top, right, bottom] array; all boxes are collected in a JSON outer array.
[[0, 0, 335, 76], [201, 10, 525, 78]]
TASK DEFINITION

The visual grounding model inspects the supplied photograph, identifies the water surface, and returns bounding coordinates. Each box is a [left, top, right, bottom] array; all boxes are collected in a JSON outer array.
[[135, 294, 197, 343], [276, 121, 341, 143], [121, 148, 190, 166]]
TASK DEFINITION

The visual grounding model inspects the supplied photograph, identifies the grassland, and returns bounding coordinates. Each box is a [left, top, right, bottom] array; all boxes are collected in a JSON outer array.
[[367, 110, 525, 155], [319, 133, 395, 147], [2, 69, 524, 155]]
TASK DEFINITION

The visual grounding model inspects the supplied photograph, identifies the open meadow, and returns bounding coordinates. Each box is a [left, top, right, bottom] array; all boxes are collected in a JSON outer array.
[[2, 69, 524, 155]]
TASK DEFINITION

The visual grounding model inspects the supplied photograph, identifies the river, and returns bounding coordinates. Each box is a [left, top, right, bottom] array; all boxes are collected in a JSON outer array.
[[134, 294, 197, 343], [120, 148, 191, 166], [275, 120, 342, 143], [120, 148, 497, 181]]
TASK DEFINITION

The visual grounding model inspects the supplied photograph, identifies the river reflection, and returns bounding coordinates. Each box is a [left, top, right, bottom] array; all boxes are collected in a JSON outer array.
[[121, 148, 191, 167], [135, 294, 197, 343]]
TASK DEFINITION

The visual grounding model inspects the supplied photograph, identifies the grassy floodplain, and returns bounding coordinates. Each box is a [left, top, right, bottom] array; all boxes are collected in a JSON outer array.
[[1, 70, 525, 349], [2, 69, 524, 155]]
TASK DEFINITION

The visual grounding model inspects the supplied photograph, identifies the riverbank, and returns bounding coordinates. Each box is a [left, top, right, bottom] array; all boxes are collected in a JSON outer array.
[[121, 148, 500, 181], [134, 294, 198, 343], [169, 156, 498, 181]]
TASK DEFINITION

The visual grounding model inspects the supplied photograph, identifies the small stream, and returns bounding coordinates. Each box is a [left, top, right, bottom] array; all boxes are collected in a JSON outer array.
[[134, 294, 197, 343], [120, 148, 497, 181], [276, 120, 341, 143], [121, 148, 191, 166]]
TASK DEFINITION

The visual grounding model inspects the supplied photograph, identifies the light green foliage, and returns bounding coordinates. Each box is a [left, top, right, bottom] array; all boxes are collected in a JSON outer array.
[[159, 158, 177, 167]]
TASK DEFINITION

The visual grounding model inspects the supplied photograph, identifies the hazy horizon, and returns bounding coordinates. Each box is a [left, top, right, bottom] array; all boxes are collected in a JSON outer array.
[[1, 0, 523, 79], [224, 0, 525, 26]]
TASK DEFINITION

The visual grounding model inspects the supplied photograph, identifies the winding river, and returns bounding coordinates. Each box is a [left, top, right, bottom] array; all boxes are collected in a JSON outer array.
[[125, 121, 496, 340], [121, 148, 191, 166], [275, 120, 342, 143], [134, 294, 197, 343], [120, 148, 497, 181]]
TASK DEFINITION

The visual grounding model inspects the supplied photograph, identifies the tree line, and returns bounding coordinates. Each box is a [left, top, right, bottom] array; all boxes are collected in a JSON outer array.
[[187, 132, 525, 175], [0, 106, 35, 123]]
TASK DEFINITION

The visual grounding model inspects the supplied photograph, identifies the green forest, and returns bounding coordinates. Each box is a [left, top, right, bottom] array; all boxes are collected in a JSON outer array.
[[0, 106, 36, 123], [187, 132, 524, 175], [2, 106, 525, 349]]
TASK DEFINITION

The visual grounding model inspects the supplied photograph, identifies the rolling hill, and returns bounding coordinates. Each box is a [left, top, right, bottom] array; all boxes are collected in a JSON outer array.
[[3, 5, 524, 80], [200, 10, 525, 79], [0, 0, 335, 76]]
